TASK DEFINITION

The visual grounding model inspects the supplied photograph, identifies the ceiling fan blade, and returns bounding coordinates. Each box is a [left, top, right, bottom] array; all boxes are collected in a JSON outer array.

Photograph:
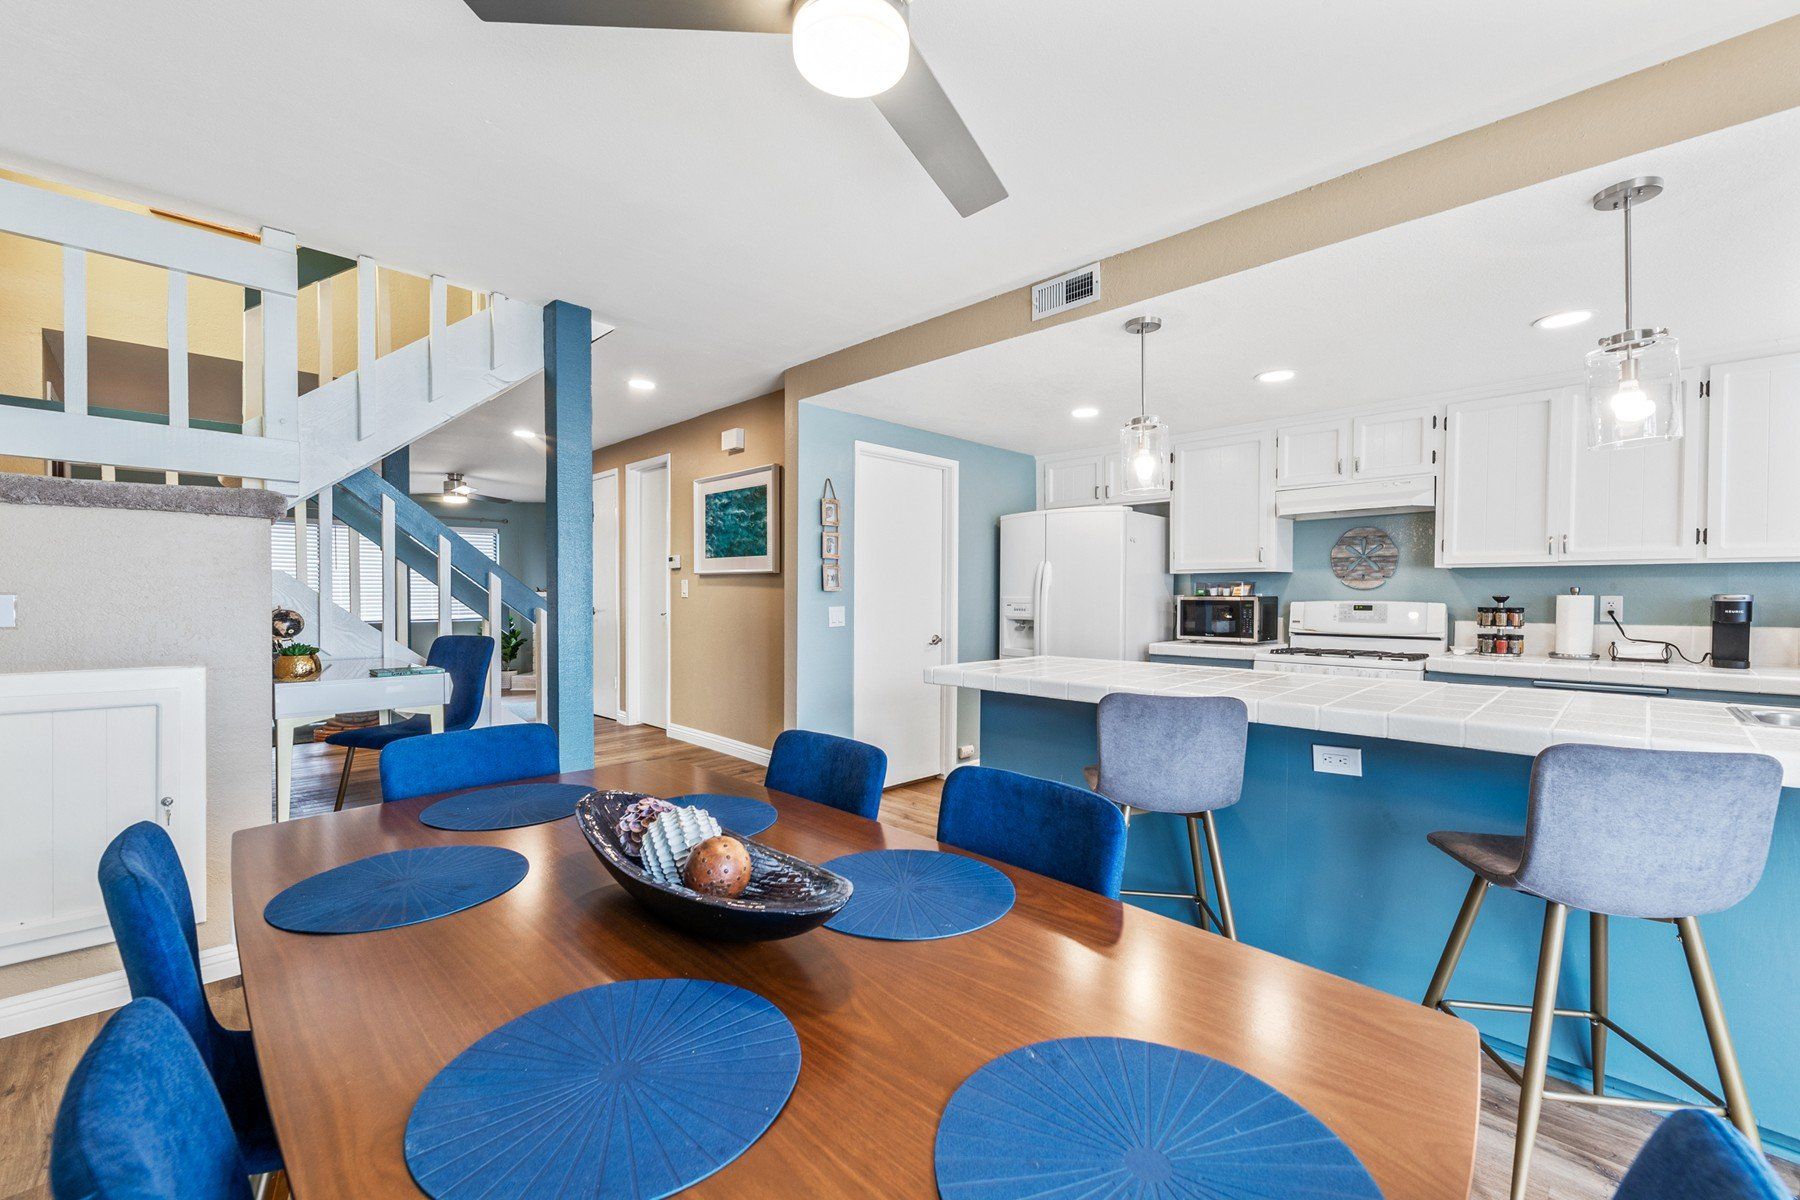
[[460, 0, 793, 34], [871, 44, 1007, 218]]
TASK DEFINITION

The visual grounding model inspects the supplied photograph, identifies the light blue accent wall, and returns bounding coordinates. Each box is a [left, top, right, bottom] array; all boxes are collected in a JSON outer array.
[[544, 301, 594, 772], [979, 691, 1800, 1159], [796, 403, 1038, 752], [1179, 511, 1800, 628]]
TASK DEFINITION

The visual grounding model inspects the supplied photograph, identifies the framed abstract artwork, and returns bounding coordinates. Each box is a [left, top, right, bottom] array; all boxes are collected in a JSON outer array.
[[694, 464, 781, 575]]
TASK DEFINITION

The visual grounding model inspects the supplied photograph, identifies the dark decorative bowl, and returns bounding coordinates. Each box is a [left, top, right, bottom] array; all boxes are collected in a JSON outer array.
[[576, 790, 853, 941]]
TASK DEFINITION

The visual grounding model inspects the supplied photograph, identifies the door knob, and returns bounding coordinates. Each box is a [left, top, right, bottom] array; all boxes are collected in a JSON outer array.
[[927, 634, 944, 646]]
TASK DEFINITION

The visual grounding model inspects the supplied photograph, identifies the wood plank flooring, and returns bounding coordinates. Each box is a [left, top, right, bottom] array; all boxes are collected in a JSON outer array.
[[2, 719, 1794, 1200]]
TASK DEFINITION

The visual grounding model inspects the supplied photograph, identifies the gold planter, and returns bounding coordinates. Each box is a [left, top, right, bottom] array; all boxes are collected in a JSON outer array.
[[273, 653, 321, 683]]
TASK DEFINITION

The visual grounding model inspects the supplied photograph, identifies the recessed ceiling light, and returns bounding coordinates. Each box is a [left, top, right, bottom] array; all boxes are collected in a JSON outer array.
[[1533, 309, 1593, 330], [628, 377, 656, 392], [511, 428, 536, 439], [1071, 406, 1099, 419], [1255, 369, 1297, 384]]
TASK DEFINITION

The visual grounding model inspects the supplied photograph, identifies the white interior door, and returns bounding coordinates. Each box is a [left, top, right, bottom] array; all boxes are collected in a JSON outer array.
[[592, 471, 621, 720], [854, 442, 957, 787], [627, 460, 670, 728]]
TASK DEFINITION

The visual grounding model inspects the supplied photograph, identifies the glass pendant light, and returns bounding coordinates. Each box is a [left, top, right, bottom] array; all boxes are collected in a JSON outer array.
[[1120, 316, 1171, 493], [1586, 177, 1682, 449]]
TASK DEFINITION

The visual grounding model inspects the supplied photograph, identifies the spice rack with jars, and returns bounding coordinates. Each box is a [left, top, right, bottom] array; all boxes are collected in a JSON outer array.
[[1476, 596, 1526, 656]]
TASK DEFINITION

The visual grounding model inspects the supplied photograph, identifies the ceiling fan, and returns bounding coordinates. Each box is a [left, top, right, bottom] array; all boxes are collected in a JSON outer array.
[[459, 0, 1007, 217], [433, 472, 513, 505]]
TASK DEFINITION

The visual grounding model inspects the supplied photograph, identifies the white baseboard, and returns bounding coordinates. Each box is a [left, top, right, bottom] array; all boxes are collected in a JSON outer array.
[[0, 942, 240, 1040], [665, 723, 772, 767]]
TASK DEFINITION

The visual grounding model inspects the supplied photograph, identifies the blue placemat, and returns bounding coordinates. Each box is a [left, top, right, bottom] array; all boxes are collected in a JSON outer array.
[[405, 978, 801, 1199], [936, 1037, 1383, 1200], [419, 782, 594, 831], [263, 846, 528, 935], [667, 792, 778, 838], [823, 850, 1014, 941]]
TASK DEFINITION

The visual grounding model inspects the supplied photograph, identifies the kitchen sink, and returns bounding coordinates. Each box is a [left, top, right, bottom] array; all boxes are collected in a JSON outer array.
[[1727, 706, 1800, 729]]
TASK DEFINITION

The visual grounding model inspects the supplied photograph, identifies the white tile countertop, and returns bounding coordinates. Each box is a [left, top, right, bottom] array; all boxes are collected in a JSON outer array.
[[1426, 651, 1800, 696], [1145, 640, 1282, 661], [928, 655, 1800, 786]]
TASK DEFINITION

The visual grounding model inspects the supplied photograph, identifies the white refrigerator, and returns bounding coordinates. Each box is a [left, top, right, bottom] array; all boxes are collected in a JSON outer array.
[[999, 506, 1171, 660]]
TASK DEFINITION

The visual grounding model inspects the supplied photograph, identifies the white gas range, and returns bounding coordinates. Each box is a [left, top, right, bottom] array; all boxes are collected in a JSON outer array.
[[1253, 600, 1449, 678]]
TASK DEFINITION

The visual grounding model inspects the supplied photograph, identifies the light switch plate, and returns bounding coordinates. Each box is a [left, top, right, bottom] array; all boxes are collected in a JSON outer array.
[[680, 579, 689, 598], [1313, 745, 1362, 776], [0, 594, 14, 628], [828, 606, 846, 628]]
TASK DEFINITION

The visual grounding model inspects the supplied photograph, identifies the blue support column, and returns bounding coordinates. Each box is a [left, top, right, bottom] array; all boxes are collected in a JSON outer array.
[[543, 301, 595, 771]]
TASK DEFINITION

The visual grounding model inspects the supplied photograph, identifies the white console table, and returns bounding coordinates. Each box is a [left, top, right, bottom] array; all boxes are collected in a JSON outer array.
[[273, 658, 448, 821]]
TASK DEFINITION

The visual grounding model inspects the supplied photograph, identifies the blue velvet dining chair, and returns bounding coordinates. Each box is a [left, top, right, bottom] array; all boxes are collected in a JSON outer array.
[[97, 823, 281, 1177], [937, 765, 1128, 898], [327, 633, 495, 809], [379, 721, 561, 803], [1614, 1110, 1790, 1200], [765, 729, 887, 819], [51, 999, 253, 1200]]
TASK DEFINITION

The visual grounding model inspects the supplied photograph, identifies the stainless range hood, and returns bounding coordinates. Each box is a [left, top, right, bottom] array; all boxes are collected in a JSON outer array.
[[1274, 473, 1437, 520]]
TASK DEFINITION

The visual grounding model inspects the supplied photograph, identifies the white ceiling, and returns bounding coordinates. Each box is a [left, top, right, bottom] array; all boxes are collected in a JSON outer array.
[[3, 0, 1796, 464], [812, 107, 1800, 455]]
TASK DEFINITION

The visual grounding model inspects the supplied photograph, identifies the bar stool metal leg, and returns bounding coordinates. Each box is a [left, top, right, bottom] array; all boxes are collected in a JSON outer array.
[[1676, 916, 1760, 1150], [1512, 901, 1569, 1200], [1589, 913, 1608, 1096], [333, 746, 356, 812], [1422, 876, 1489, 1010], [1200, 812, 1236, 941]]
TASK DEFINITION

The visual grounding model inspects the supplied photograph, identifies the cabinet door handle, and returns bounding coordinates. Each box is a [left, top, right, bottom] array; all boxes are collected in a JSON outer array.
[[1354, 456, 1361, 473], [1257, 547, 1264, 563], [1092, 485, 1099, 500], [1562, 533, 1569, 553], [1104, 485, 1111, 498], [1336, 458, 1343, 475], [1547, 536, 1554, 556]]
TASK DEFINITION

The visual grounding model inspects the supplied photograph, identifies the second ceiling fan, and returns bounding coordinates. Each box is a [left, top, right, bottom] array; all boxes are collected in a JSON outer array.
[[459, 0, 1007, 217]]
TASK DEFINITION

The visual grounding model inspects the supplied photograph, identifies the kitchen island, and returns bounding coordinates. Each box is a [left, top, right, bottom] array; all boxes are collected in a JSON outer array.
[[931, 655, 1800, 1157]]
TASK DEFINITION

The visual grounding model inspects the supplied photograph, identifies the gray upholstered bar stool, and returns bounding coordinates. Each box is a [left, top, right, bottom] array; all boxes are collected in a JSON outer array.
[[1420, 743, 1782, 1200], [1082, 693, 1249, 939]]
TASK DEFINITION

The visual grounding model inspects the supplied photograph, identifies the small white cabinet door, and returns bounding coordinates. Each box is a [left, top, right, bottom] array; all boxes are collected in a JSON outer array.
[[1439, 390, 1559, 565], [1563, 378, 1704, 562], [1275, 420, 1349, 486], [1169, 432, 1290, 572], [1353, 406, 1440, 478], [1040, 455, 1106, 508], [1706, 353, 1800, 559]]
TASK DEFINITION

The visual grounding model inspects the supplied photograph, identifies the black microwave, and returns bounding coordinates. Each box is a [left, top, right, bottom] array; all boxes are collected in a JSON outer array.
[[1175, 595, 1279, 643]]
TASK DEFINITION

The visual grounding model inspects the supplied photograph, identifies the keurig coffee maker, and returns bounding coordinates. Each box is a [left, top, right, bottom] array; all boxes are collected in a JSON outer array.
[[1711, 594, 1752, 670]]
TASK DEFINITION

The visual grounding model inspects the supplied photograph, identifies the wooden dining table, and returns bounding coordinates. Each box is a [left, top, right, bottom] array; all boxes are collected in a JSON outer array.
[[232, 756, 1481, 1198]]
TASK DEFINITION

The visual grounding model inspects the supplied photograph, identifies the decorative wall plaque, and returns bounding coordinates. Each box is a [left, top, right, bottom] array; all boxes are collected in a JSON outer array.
[[1329, 526, 1398, 590]]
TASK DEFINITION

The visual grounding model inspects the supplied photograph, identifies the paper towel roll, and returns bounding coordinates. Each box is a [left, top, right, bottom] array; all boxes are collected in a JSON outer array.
[[1555, 592, 1596, 658]]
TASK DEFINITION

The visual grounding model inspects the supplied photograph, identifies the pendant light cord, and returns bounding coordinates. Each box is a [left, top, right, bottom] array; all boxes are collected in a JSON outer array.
[[1621, 196, 1633, 331], [1138, 324, 1147, 419]]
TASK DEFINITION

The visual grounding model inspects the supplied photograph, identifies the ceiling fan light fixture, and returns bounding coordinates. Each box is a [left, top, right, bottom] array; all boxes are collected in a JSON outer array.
[[792, 0, 911, 99]]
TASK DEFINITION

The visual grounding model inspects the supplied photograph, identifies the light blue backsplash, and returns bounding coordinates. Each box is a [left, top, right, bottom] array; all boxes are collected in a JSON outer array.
[[1179, 511, 1800, 628], [797, 403, 1038, 752]]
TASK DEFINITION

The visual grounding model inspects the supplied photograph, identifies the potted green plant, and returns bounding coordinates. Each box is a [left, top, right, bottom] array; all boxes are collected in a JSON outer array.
[[501, 617, 528, 690], [274, 642, 322, 682]]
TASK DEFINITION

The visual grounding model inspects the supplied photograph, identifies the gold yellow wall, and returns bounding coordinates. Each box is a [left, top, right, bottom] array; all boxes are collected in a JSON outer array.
[[594, 393, 786, 750]]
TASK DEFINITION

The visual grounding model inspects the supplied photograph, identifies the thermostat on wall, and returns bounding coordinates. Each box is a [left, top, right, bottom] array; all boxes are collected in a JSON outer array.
[[721, 427, 746, 453], [667, 554, 682, 570]]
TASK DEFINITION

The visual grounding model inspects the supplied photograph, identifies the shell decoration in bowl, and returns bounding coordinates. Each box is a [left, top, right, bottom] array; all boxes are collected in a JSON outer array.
[[639, 806, 723, 888]]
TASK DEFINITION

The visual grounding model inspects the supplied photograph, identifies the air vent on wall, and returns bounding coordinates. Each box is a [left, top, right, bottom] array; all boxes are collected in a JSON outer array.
[[1031, 263, 1101, 321]]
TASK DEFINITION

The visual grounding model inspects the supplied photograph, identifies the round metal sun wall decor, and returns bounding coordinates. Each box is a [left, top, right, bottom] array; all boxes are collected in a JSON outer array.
[[1330, 526, 1398, 590]]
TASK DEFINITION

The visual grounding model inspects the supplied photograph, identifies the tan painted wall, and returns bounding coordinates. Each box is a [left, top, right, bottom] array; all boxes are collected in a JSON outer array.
[[0, 498, 273, 1001], [783, 16, 1800, 404], [594, 392, 785, 750]]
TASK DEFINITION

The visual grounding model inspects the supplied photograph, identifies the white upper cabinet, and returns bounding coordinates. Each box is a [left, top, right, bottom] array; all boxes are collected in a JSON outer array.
[[1275, 419, 1349, 486], [1169, 431, 1292, 572], [1439, 390, 1560, 565], [1705, 353, 1800, 560], [1040, 454, 1108, 509], [1352, 406, 1441, 478], [1563, 375, 1705, 562]]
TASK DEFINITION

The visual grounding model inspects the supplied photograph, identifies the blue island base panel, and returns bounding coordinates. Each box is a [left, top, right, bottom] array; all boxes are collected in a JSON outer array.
[[977, 691, 1800, 1159]]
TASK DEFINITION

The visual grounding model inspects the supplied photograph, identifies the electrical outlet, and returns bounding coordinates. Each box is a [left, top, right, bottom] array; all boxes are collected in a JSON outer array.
[[1601, 595, 1624, 621], [1312, 745, 1362, 777], [828, 606, 846, 628]]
